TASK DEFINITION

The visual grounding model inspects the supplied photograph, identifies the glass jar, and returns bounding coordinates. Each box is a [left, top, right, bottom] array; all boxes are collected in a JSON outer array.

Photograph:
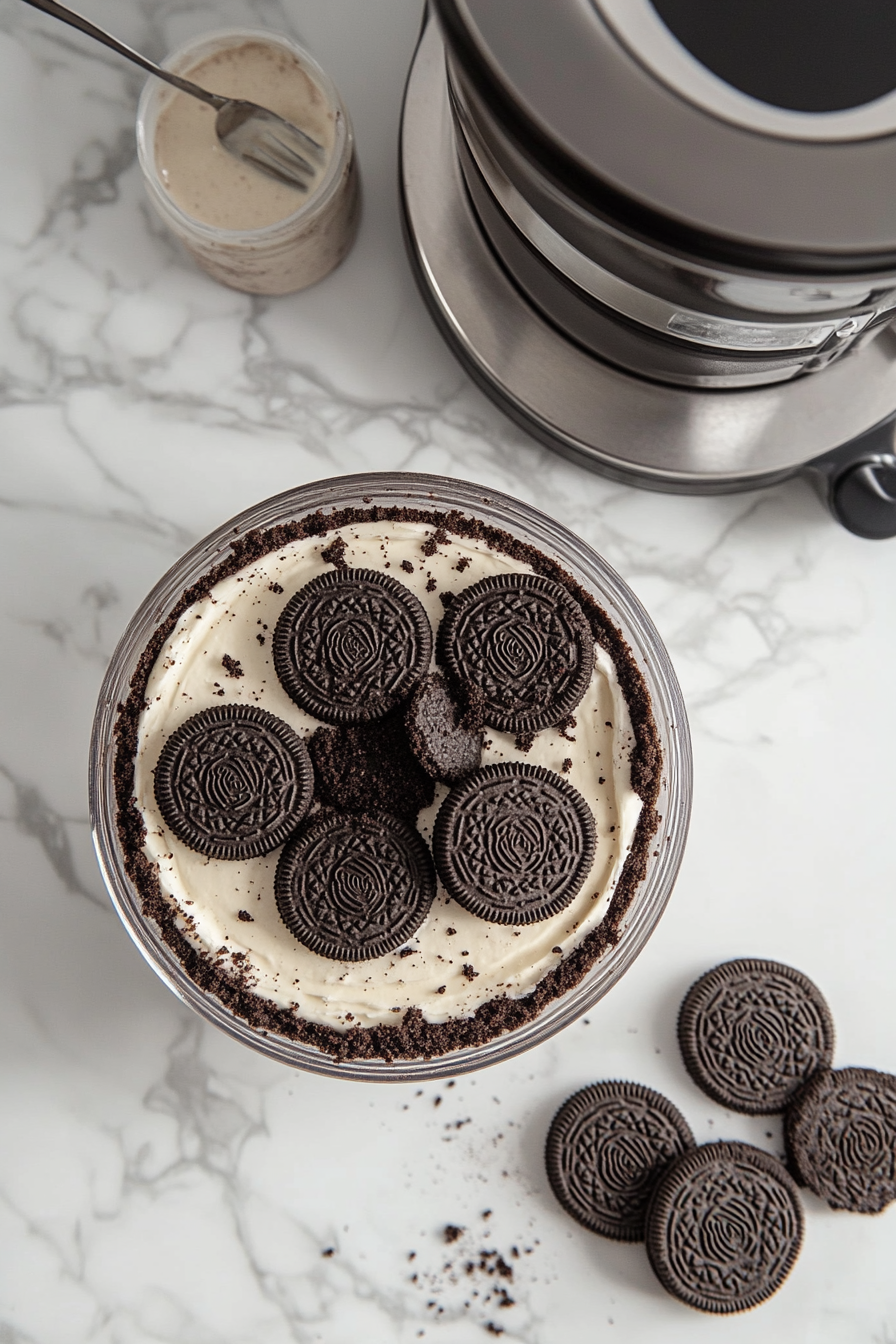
[[136, 28, 359, 295], [89, 473, 692, 1081]]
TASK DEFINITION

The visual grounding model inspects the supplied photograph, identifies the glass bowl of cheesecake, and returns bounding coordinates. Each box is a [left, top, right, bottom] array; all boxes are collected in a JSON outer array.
[[89, 473, 692, 1080]]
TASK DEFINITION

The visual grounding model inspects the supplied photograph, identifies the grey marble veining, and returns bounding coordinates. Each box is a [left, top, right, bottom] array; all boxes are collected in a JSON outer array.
[[1, 2, 895, 1340]]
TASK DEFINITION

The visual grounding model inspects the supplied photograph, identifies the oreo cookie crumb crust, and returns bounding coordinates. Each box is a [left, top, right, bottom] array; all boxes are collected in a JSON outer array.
[[678, 959, 835, 1114], [153, 705, 314, 860], [784, 1066, 896, 1212], [645, 1142, 804, 1314], [113, 505, 661, 1062], [546, 1082, 694, 1241], [275, 809, 436, 961], [433, 763, 596, 925]]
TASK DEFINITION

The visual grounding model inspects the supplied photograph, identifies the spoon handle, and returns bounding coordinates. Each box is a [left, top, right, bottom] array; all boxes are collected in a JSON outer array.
[[20, 0, 228, 109]]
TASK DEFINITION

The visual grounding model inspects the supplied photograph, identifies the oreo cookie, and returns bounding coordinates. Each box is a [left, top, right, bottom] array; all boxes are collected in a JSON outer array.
[[405, 673, 483, 784], [153, 705, 314, 860], [432, 763, 595, 925], [437, 573, 592, 733], [546, 1082, 695, 1241], [678, 959, 835, 1114], [785, 1066, 896, 1213], [275, 809, 436, 961], [645, 1142, 804, 1314], [273, 569, 432, 724]]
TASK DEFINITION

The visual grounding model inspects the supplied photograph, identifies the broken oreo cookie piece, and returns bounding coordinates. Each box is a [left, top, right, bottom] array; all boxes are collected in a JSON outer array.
[[785, 1066, 896, 1213], [273, 568, 432, 724], [154, 705, 314, 860], [433, 763, 595, 925], [437, 573, 592, 732], [678, 959, 835, 1115], [546, 1082, 695, 1242], [406, 673, 483, 784], [308, 712, 435, 820], [275, 809, 436, 961], [645, 1142, 804, 1313]]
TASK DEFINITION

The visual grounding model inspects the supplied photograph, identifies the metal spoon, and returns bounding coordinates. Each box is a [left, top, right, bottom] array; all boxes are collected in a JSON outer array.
[[21, 0, 327, 190]]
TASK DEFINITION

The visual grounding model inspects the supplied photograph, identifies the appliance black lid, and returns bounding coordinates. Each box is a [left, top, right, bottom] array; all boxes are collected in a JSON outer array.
[[434, 0, 896, 274]]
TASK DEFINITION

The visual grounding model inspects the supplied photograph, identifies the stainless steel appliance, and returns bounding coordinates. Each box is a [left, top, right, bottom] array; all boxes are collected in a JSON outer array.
[[399, 1, 896, 535]]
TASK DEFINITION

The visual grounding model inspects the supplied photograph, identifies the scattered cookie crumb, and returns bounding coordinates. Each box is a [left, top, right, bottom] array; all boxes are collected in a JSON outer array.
[[268, 582, 284, 594], [321, 536, 348, 568], [237, 910, 254, 922], [444, 1225, 465, 1244], [401, 559, 415, 574], [221, 654, 244, 678], [515, 731, 535, 753]]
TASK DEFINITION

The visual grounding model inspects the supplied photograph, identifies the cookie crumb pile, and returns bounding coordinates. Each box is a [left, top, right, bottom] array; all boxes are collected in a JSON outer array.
[[546, 958, 896, 1313]]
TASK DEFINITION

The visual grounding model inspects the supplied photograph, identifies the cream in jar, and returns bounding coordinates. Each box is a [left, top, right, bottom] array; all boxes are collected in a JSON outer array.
[[137, 30, 359, 294]]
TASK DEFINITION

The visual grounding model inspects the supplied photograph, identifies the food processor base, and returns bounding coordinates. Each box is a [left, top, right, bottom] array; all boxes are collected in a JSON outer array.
[[399, 19, 896, 536]]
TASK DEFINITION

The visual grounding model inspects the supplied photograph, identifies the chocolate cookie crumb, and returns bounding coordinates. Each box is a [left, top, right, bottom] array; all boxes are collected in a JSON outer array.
[[426, 577, 437, 592], [256, 634, 265, 645], [557, 714, 576, 741], [455, 557, 471, 572], [320, 536, 348, 568], [515, 731, 535, 753], [237, 910, 254, 922], [444, 1225, 465, 1243], [561, 758, 572, 773], [446, 927, 457, 936], [268, 582, 284, 594], [401, 559, 415, 574], [308, 712, 435, 820], [221, 655, 244, 678], [462, 964, 479, 980], [422, 526, 449, 557]]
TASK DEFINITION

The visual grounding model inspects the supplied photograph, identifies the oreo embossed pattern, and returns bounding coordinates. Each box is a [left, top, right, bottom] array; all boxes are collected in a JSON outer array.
[[545, 1082, 694, 1240], [678, 958, 835, 1114], [433, 763, 596, 925], [785, 1067, 896, 1213], [154, 704, 314, 859], [645, 1143, 804, 1314], [437, 573, 593, 732]]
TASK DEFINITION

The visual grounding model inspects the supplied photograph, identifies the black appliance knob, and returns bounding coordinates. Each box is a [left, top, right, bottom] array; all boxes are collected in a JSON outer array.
[[831, 456, 896, 539]]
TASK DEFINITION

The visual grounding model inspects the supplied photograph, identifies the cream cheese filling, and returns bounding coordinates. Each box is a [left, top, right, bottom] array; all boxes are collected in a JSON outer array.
[[134, 520, 642, 1029]]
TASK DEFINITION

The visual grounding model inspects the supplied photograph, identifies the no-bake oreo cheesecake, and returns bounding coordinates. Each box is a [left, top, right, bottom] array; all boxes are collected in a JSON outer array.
[[114, 506, 661, 1061]]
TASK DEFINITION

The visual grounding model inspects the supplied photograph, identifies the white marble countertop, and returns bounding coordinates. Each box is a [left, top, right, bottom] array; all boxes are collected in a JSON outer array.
[[2, 1, 895, 1339]]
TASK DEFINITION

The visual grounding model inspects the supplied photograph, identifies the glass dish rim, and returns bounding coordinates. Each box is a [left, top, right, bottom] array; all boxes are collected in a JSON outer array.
[[135, 26, 352, 243], [89, 471, 693, 1082]]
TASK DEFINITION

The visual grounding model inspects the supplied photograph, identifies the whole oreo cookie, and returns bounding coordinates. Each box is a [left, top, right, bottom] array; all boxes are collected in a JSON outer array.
[[153, 705, 314, 860], [275, 809, 436, 961], [405, 673, 483, 783], [645, 1142, 804, 1314], [437, 573, 593, 732], [273, 569, 432, 724], [785, 1067, 896, 1213], [545, 1082, 695, 1241], [432, 763, 595, 925], [678, 959, 835, 1114]]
